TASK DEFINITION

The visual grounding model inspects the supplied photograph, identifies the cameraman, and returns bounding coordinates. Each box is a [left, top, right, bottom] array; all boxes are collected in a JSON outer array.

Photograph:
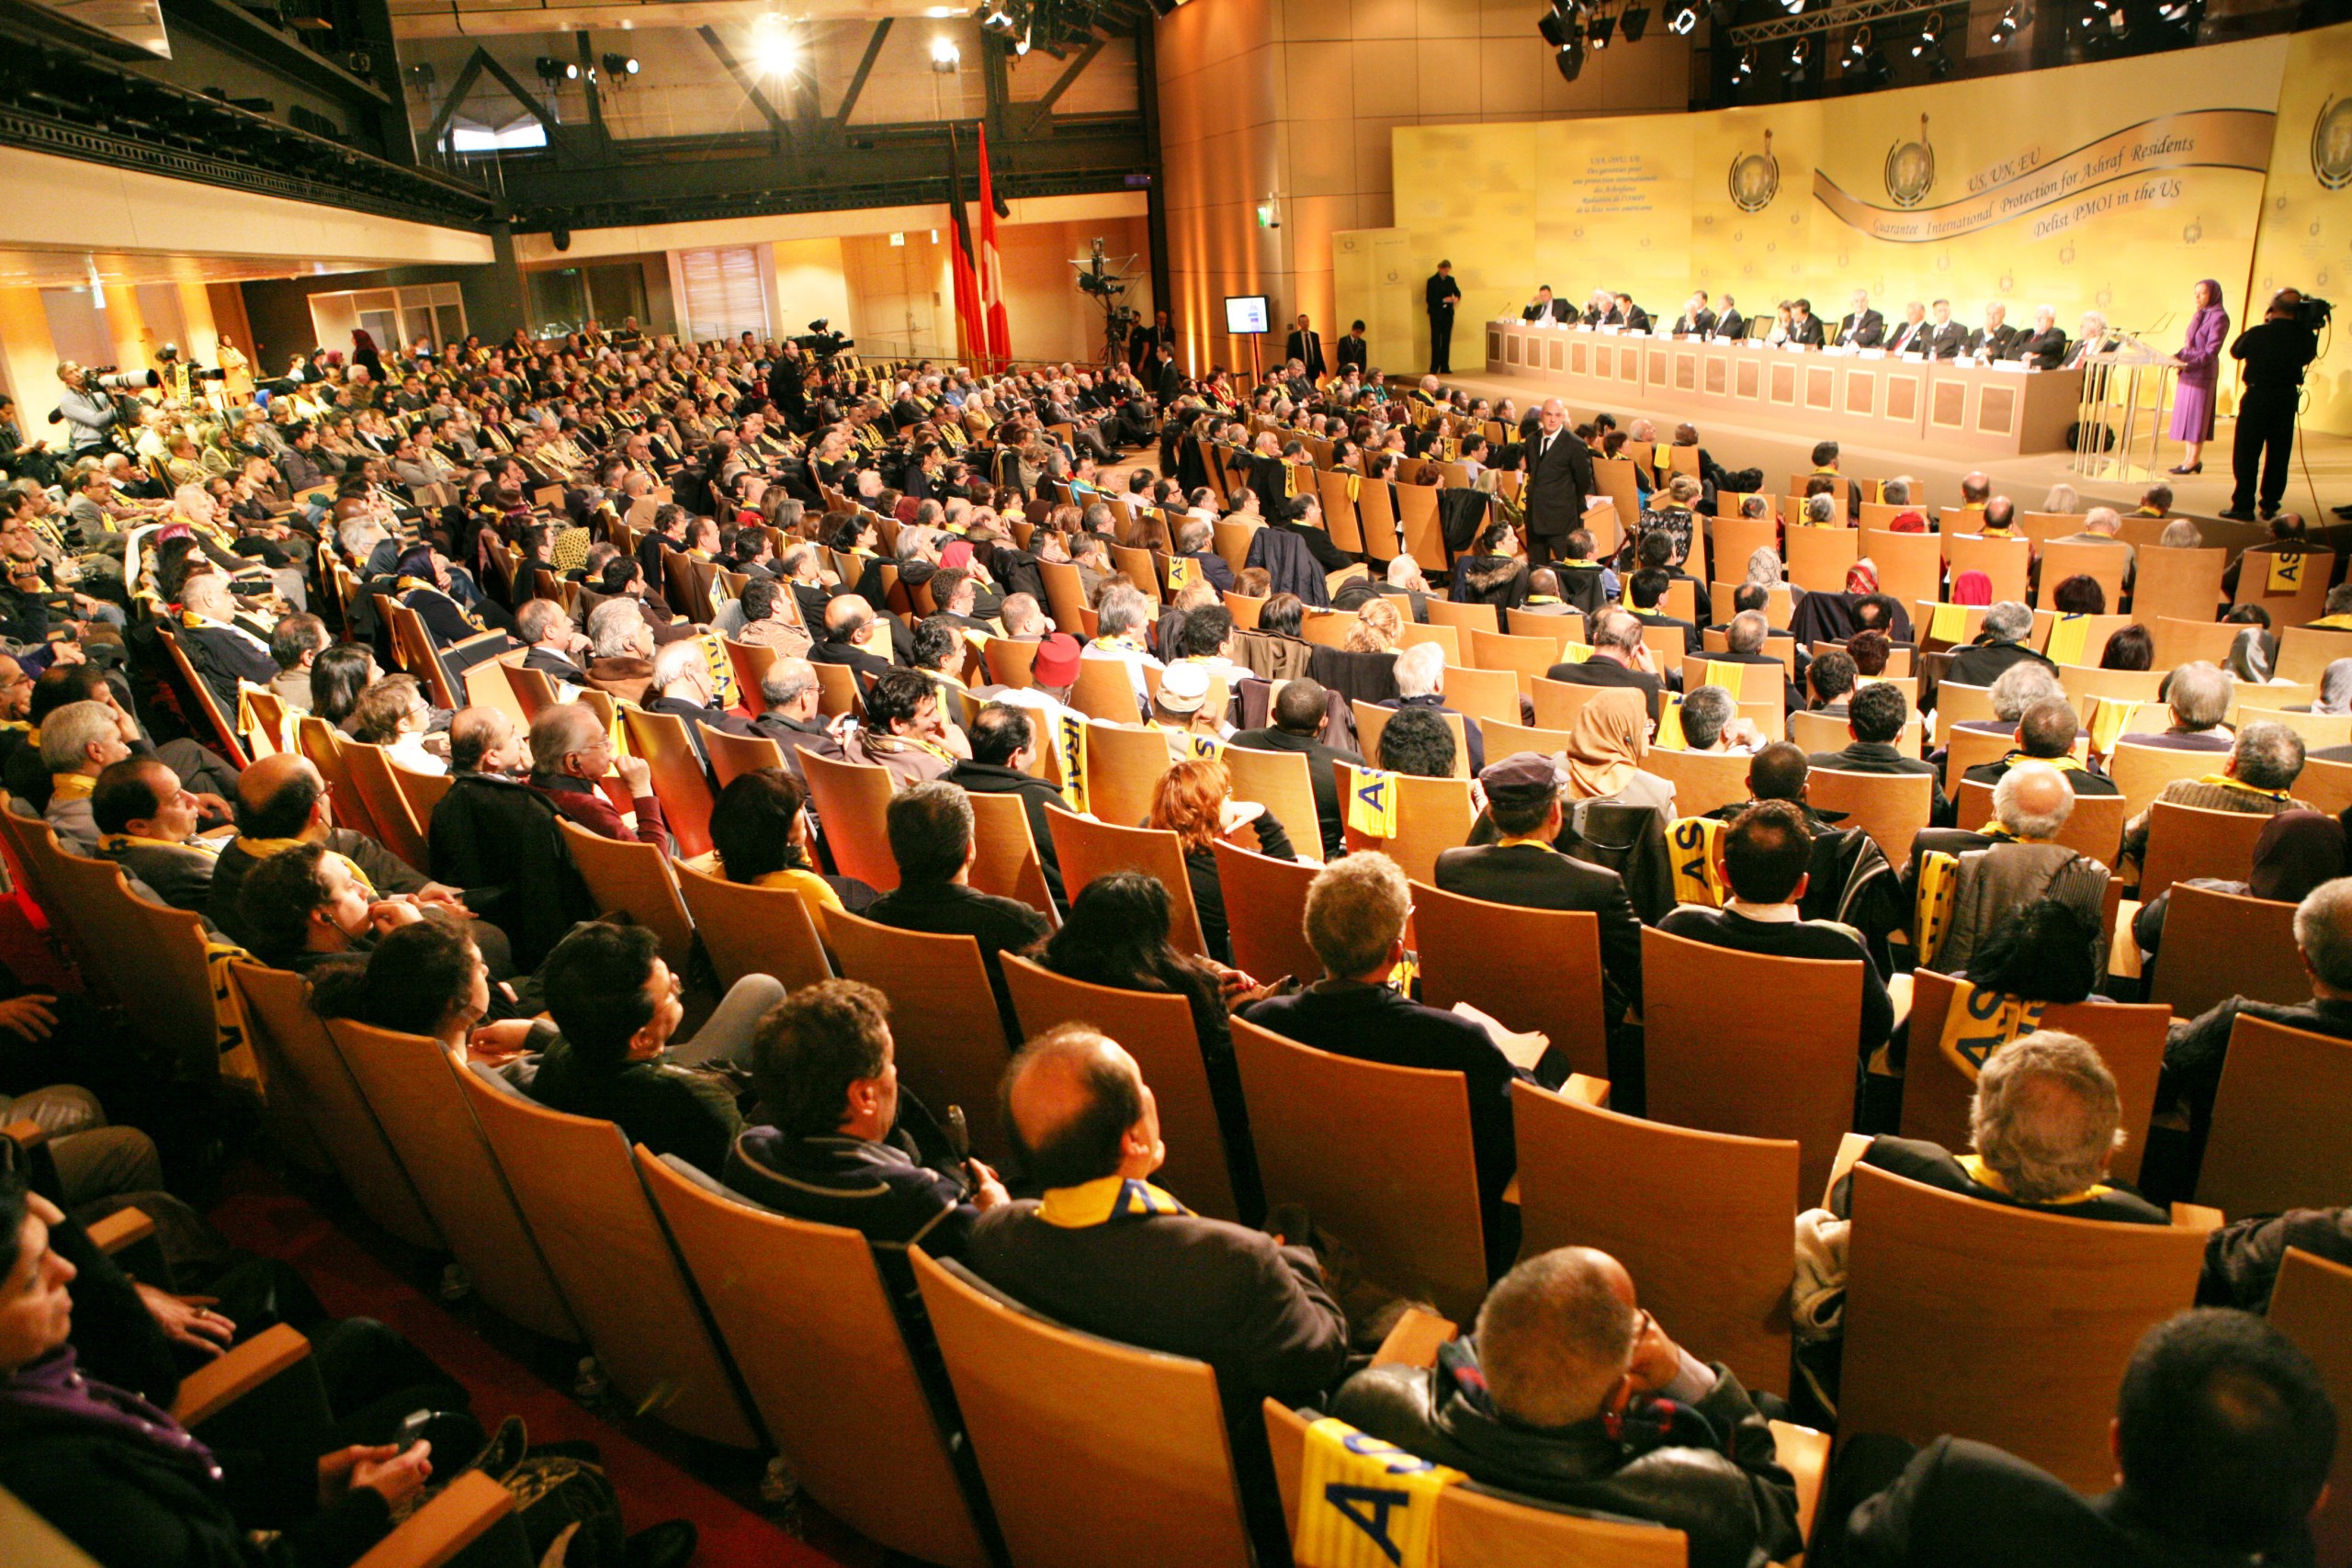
[[50, 364, 120, 458], [2222, 288, 2321, 523]]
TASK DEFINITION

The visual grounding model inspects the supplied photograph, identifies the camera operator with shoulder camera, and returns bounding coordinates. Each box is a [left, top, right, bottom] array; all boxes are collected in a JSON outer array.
[[2222, 288, 2324, 523], [50, 363, 123, 458]]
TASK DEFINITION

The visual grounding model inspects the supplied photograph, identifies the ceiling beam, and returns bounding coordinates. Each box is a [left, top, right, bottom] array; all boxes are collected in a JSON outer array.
[[1020, 37, 1102, 134], [469, 48, 559, 135], [422, 46, 487, 149], [833, 17, 893, 129], [695, 23, 790, 151]]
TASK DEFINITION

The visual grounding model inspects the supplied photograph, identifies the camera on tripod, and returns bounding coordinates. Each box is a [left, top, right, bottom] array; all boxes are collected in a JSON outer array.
[[90, 367, 159, 391], [792, 319, 855, 362], [2294, 296, 2334, 333]]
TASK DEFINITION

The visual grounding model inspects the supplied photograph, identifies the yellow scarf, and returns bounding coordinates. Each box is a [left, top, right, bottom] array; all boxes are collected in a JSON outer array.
[[2043, 613, 2092, 668], [49, 773, 96, 801], [232, 836, 377, 895], [1295, 1417, 1462, 1568], [1913, 849, 1959, 966], [2001, 749, 2085, 773], [1668, 815, 1727, 908], [99, 833, 220, 857], [1344, 765, 1398, 838], [1035, 1175, 1191, 1228], [1956, 1153, 2113, 1207], [2199, 773, 2291, 804], [1937, 978, 2049, 1077]]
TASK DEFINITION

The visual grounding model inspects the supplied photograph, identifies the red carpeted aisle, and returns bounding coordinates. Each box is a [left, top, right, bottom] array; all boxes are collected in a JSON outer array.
[[206, 1179, 855, 1568]]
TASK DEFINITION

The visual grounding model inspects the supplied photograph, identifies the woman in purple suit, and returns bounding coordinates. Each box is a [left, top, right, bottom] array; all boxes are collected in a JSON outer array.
[[2169, 278, 2229, 474]]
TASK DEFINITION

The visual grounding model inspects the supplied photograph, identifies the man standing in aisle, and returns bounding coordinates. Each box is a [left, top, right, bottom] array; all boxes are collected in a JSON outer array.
[[2222, 288, 2321, 523], [1426, 260, 1463, 374], [1524, 397, 1595, 570], [1283, 313, 1327, 381]]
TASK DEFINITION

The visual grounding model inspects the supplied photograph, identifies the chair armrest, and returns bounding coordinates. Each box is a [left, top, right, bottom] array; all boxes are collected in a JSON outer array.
[[353, 1471, 516, 1568], [85, 1207, 156, 1256], [1372, 1308, 1458, 1369], [2170, 1201, 2226, 1234], [171, 1322, 311, 1428], [1, 1118, 45, 1150], [1563, 1074, 1611, 1107], [2109, 900, 2144, 981], [1770, 1419, 1832, 1556], [1823, 1132, 1874, 1210]]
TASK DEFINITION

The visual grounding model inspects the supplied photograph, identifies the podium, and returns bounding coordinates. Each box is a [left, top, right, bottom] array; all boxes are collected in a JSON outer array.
[[2073, 333, 2177, 482]]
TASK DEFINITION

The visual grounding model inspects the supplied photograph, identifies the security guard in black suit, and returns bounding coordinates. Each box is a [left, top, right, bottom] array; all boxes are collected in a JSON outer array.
[[1336, 321, 1370, 374], [1425, 261, 1463, 373]]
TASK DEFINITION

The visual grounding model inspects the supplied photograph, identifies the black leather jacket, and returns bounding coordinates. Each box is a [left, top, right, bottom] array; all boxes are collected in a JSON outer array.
[[1331, 1344, 1802, 1568]]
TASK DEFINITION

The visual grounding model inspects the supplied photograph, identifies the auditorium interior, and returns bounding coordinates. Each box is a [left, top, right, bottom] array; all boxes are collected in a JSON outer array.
[[2, 0, 2352, 1563]]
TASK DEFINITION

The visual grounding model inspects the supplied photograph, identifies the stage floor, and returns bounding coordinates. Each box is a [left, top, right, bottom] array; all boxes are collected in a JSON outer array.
[[1439, 369, 2352, 526]]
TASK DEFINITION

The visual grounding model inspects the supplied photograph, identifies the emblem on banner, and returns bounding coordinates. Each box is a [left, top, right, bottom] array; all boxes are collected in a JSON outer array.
[[2316, 95, 2352, 191], [1884, 114, 1936, 209], [1728, 128, 1780, 213]]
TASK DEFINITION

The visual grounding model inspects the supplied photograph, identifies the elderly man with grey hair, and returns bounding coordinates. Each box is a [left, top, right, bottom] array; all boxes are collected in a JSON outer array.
[[1544, 606, 1664, 726], [40, 699, 134, 852], [1910, 761, 2109, 974], [1708, 607, 1803, 711], [1947, 600, 2054, 688], [2046, 503, 2138, 595], [2120, 717, 2310, 869], [1679, 684, 1762, 755], [1951, 660, 2068, 750], [1382, 640, 1485, 772], [643, 637, 758, 764], [1083, 581, 1164, 711], [2121, 660, 2236, 754], [1171, 517, 1236, 593], [582, 595, 656, 705]]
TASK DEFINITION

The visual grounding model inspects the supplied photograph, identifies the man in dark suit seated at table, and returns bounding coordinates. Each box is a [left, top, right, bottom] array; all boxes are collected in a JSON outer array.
[[1926, 298, 1969, 359], [1228, 678, 1360, 860], [967, 1023, 1350, 1567], [1837, 289, 1886, 349], [1435, 753, 1644, 1025], [1243, 852, 1536, 1270], [1809, 680, 1950, 826], [1545, 608, 1664, 725], [1788, 298, 1826, 346], [1521, 286, 1570, 323], [1659, 800, 1894, 1063], [1826, 1309, 2335, 1567]]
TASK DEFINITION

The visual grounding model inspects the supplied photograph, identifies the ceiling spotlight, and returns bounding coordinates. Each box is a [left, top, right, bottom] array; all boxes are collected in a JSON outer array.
[[1734, 45, 1755, 76], [1781, 0, 1804, 15], [406, 61, 435, 94], [1909, 12, 1942, 54], [1785, 36, 1809, 72], [931, 34, 962, 70], [533, 56, 578, 85], [1667, 4, 1697, 32], [1538, 1, 1577, 48], [1987, 3, 2028, 43], [1589, 8, 1615, 47], [1554, 40, 1586, 79], [1620, 5, 1649, 39], [601, 51, 639, 77]]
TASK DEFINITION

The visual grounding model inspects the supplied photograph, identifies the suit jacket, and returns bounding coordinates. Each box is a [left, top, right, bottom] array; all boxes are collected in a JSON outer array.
[[1837, 310, 1886, 348], [1335, 334, 1370, 371], [944, 760, 1068, 907], [1227, 727, 1361, 859], [1432, 841, 1644, 1018], [1425, 274, 1462, 318], [2007, 327, 2068, 370], [1927, 321, 1970, 359], [1657, 905, 1894, 1055], [1674, 309, 1718, 338], [1523, 426, 1597, 540], [1622, 306, 1653, 333], [1522, 299, 1572, 323], [428, 771, 597, 971], [1283, 330, 1328, 379], [177, 622, 277, 716], [644, 693, 759, 768], [1790, 316, 1826, 346], [522, 645, 588, 683], [1965, 323, 2018, 358], [1713, 310, 1747, 342], [1544, 656, 1663, 724], [1945, 640, 2056, 690], [1882, 318, 1930, 355]]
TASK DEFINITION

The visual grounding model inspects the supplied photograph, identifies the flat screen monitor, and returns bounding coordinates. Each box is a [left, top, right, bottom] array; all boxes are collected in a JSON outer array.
[[1224, 295, 1270, 335]]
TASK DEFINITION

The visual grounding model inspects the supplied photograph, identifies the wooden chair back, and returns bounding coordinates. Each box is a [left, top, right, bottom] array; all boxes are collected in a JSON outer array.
[[243, 687, 288, 759], [388, 758, 452, 832], [1712, 513, 1779, 586], [451, 1068, 758, 1448], [2033, 612, 2134, 664], [2131, 547, 2227, 630], [981, 637, 1040, 691], [1482, 716, 1577, 758], [617, 707, 716, 859], [2148, 885, 2306, 1021], [637, 1155, 992, 1568], [2140, 801, 2268, 901], [295, 717, 390, 849], [1001, 956, 1239, 1222], [1438, 664, 1518, 728], [2151, 615, 2239, 671], [1854, 529, 1942, 615], [554, 819, 694, 972], [1641, 928, 1864, 1199], [2278, 626, 2352, 684], [1929, 682, 1995, 747], [340, 743, 429, 870], [1512, 1079, 1797, 1395], [1645, 746, 1752, 819], [1213, 841, 1325, 987], [1231, 1017, 1489, 1322], [1083, 719, 1184, 830], [1951, 780, 2126, 866], [228, 962, 440, 1251], [1501, 608, 1585, 652], [1467, 629, 1563, 696], [799, 750, 900, 892], [2266, 1248, 2352, 1568], [2232, 544, 2335, 628], [1337, 764, 1476, 886], [1785, 526, 1860, 592], [810, 660, 864, 719], [1413, 882, 1607, 1081], [702, 728, 786, 790], [1036, 559, 1091, 638], [1352, 701, 1471, 780], [2106, 739, 2223, 821], [42, 848, 222, 1083], [721, 639, 779, 711], [153, 626, 252, 767], [1530, 678, 1645, 736], [327, 1021, 576, 1341], [1425, 599, 1500, 637], [2198, 1015, 2352, 1217], [963, 790, 1060, 920], [1220, 745, 1326, 865], [2038, 541, 2129, 613], [1804, 768, 1934, 867], [1941, 533, 2030, 604], [823, 908, 1015, 1158], [912, 1250, 1254, 1568], [2237, 705, 2352, 750], [1840, 1161, 2205, 1491], [1898, 970, 2167, 1186], [673, 862, 832, 992], [1069, 658, 1147, 724], [385, 602, 460, 710], [1045, 811, 1208, 956]]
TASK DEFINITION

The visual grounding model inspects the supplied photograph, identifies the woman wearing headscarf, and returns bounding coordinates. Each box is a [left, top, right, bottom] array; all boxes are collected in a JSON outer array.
[[1561, 696, 1676, 817], [1787, 559, 1908, 648], [2307, 659, 2352, 716], [1950, 570, 1995, 607], [2132, 808, 2346, 960], [2169, 278, 2230, 474]]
